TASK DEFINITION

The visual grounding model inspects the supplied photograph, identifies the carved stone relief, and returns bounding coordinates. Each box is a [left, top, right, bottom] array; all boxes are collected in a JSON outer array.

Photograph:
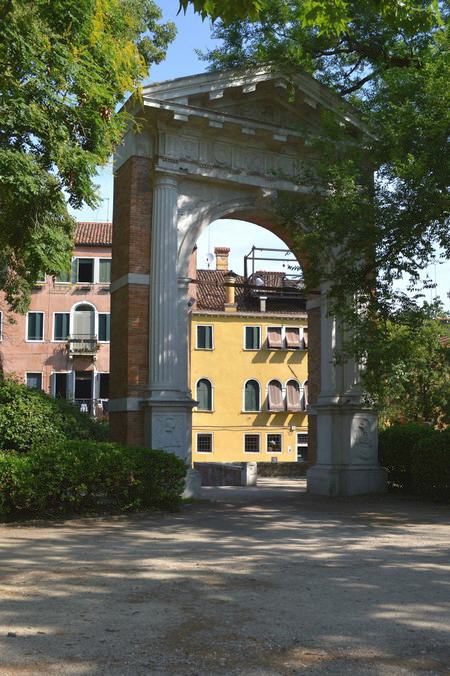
[[160, 131, 301, 180], [152, 411, 185, 452], [351, 415, 377, 462]]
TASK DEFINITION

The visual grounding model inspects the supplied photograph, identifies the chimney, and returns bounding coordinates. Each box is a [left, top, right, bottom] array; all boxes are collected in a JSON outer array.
[[224, 270, 238, 312], [215, 246, 230, 271]]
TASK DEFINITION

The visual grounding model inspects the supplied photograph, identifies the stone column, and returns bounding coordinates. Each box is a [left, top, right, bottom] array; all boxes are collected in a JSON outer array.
[[144, 174, 197, 488], [307, 284, 386, 496]]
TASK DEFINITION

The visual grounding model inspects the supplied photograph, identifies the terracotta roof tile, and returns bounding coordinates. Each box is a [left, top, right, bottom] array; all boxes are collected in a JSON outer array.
[[76, 222, 112, 247], [195, 269, 306, 314]]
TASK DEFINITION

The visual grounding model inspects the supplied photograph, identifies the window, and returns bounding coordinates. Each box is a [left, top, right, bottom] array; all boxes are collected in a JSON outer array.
[[297, 433, 308, 461], [266, 326, 307, 349], [196, 325, 213, 349], [267, 380, 284, 412], [245, 326, 261, 350], [244, 380, 260, 412], [303, 328, 308, 349], [34, 272, 46, 284], [54, 372, 68, 399], [55, 268, 71, 283], [244, 434, 260, 453], [267, 434, 282, 453], [196, 378, 212, 411], [285, 327, 301, 349], [27, 312, 44, 341], [303, 381, 309, 411], [98, 373, 109, 399], [26, 373, 42, 390], [99, 259, 111, 284], [267, 326, 283, 349], [286, 380, 302, 412], [54, 313, 70, 341], [197, 433, 213, 453], [77, 258, 94, 283], [98, 313, 111, 342]]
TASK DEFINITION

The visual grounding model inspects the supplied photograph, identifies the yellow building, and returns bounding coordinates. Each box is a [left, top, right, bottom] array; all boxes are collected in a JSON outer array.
[[190, 247, 308, 464]]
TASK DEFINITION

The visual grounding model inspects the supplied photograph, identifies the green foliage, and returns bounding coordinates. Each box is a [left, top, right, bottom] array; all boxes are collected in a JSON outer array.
[[0, 378, 107, 453], [194, 1, 450, 398], [178, 0, 265, 22], [413, 430, 450, 500], [257, 462, 306, 477], [379, 423, 450, 499], [366, 315, 450, 427], [0, 0, 175, 312], [0, 440, 187, 516]]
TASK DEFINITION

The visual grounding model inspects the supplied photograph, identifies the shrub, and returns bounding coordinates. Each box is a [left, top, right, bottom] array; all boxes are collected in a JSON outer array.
[[378, 423, 435, 492], [0, 440, 187, 517], [379, 424, 450, 500], [257, 462, 307, 478], [412, 429, 450, 500], [0, 378, 107, 453]]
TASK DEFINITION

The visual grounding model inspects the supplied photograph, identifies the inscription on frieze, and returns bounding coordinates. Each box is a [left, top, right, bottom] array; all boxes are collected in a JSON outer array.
[[163, 132, 301, 179]]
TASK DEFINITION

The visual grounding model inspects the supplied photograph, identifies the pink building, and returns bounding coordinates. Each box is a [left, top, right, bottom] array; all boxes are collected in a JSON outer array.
[[0, 222, 111, 416]]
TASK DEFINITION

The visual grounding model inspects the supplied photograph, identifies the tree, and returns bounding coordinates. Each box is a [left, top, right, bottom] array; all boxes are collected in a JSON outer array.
[[180, 1, 449, 406], [361, 308, 450, 427], [0, 0, 175, 312]]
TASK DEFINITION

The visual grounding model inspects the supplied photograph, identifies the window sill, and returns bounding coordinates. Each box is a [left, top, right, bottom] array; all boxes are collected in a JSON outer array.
[[195, 409, 215, 413]]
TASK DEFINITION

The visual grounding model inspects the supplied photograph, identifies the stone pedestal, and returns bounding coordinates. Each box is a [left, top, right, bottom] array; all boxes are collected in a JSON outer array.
[[307, 404, 386, 496]]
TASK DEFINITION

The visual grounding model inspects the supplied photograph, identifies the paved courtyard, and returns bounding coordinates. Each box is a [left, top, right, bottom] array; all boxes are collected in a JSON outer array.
[[0, 478, 449, 675]]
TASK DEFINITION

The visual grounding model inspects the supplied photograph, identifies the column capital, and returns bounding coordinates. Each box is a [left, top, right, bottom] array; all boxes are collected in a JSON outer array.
[[154, 172, 178, 189]]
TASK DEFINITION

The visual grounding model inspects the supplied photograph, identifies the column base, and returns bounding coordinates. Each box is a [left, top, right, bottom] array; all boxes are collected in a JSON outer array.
[[144, 395, 196, 463], [182, 469, 202, 499], [307, 464, 387, 496]]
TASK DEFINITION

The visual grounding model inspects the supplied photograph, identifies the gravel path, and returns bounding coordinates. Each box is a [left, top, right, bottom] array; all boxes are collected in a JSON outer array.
[[0, 479, 449, 675]]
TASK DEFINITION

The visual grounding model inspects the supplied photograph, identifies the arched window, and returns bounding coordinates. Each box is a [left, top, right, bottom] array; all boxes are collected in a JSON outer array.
[[196, 378, 212, 411], [286, 379, 302, 412], [244, 380, 260, 412], [267, 380, 284, 412], [302, 380, 309, 411], [73, 303, 95, 338]]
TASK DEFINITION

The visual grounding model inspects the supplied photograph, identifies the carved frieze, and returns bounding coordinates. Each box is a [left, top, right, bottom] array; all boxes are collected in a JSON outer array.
[[159, 130, 301, 181]]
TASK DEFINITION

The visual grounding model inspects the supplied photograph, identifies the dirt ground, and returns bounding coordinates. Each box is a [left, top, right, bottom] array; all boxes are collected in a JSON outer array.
[[0, 478, 449, 676]]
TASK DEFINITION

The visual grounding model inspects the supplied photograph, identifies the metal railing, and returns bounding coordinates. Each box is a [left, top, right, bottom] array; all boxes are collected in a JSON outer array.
[[67, 334, 98, 355], [75, 398, 109, 417]]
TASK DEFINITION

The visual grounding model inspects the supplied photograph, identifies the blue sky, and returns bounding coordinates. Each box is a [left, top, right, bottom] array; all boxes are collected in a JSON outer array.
[[69, 1, 449, 305]]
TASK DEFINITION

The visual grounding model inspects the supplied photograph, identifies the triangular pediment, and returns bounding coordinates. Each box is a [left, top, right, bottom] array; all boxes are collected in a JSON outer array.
[[141, 67, 362, 134]]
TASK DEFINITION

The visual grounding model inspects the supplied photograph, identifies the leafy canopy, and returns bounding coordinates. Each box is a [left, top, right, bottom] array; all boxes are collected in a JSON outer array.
[[0, 0, 175, 312], [181, 0, 449, 406]]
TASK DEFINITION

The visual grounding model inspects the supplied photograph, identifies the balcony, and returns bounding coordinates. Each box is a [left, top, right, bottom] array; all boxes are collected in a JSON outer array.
[[67, 334, 99, 358], [75, 398, 109, 418]]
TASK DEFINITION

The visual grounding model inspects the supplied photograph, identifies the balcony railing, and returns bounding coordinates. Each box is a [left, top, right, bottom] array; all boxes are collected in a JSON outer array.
[[75, 398, 109, 417], [67, 334, 99, 356]]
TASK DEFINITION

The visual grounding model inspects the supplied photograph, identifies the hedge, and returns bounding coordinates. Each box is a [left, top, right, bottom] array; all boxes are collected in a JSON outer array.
[[0, 378, 107, 453], [257, 462, 307, 477], [379, 424, 450, 499], [0, 441, 187, 517]]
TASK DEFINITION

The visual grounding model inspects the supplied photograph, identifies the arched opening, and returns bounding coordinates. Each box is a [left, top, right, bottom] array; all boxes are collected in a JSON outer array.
[[244, 379, 261, 412], [196, 378, 213, 411], [72, 303, 95, 338], [267, 379, 284, 412], [188, 214, 308, 477]]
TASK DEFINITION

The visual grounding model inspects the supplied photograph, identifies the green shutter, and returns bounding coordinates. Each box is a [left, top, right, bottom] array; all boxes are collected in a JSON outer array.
[[99, 259, 111, 283], [99, 314, 110, 341]]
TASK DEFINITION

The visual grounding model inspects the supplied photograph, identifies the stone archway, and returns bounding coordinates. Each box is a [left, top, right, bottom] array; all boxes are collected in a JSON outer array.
[[109, 68, 386, 496]]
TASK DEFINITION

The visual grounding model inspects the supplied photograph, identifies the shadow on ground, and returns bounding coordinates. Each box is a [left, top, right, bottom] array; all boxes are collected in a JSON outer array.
[[0, 478, 449, 675]]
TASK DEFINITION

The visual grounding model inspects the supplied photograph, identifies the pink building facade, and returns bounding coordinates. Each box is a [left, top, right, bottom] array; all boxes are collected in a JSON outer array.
[[0, 222, 111, 416]]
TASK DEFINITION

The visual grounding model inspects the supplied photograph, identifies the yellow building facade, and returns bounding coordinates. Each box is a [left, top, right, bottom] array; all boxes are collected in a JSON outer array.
[[189, 250, 308, 464]]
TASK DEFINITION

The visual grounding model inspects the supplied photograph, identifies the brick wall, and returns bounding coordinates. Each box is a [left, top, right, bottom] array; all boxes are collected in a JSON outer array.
[[110, 156, 153, 445]]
